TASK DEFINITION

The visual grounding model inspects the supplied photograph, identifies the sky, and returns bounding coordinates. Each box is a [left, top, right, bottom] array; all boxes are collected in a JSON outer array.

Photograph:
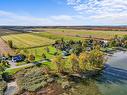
[[0, 0, 127, 26]]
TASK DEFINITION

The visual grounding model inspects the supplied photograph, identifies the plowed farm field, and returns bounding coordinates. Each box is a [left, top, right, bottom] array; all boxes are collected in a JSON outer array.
[[0, 38, 14, 56]]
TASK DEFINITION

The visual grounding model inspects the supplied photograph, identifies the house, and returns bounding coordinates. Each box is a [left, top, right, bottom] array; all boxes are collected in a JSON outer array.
[[62, 51, 70, 56], [12, 55, 24, 62], [102, 40, 109, 47]]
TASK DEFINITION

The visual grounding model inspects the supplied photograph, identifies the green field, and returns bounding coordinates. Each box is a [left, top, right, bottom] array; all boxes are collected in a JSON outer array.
[[33, 28, 127, 39], [32, 32, 83, 41], [27, 46, 61, 61], [2, 28, 127, 58], [1, 34, 54, 49]]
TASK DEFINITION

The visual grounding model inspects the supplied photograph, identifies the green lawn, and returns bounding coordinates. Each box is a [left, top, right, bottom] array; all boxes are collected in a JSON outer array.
[[4, 65, 33, 75], [27, 46, 62, 61]]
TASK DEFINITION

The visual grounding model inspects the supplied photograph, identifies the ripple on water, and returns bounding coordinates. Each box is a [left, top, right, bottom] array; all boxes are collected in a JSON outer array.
[[96, 51, 127, 95]]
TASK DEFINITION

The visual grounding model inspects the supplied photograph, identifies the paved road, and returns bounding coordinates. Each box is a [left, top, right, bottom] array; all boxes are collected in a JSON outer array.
[[7, 60, 48, 70], [8, 61, 16, 68]]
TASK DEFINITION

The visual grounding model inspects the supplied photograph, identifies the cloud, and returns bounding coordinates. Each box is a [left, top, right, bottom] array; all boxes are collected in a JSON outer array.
[[0, 10, 83, 26], [67, 0, 127, 14], [51, 15, 73, 21], [1, 0, 127, 26], [67, 0, 81, 5], [0, 10, 49, 25], [67, 0, 127, 25]]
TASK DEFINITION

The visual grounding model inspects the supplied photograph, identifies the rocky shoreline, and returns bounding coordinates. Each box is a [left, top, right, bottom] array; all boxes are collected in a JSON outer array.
[[9, 68, 102, 95]]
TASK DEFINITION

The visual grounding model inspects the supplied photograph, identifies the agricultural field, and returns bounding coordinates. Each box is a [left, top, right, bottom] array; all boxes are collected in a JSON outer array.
[[1, 34, 54, 49], [0, 29, 20, 36], [32, 28, 127, 40], [1, 27, 127, 95], [0, 38, 14, 56], [32, 32, 83, 41], [0, 28, 22, 56]]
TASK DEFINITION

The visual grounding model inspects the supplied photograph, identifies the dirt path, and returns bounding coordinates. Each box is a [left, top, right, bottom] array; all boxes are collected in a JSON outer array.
[[0, 38, 14, 56]]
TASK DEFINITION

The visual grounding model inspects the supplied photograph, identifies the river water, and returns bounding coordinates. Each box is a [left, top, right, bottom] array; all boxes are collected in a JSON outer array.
[[73, 51, 127, 95], [96, 51, 127, 95]]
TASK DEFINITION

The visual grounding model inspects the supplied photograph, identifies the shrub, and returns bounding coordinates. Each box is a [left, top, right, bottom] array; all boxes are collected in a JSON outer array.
[[15, 67, 51, 92], [8, 40, 13, 48], [0, 75, 7, 95]]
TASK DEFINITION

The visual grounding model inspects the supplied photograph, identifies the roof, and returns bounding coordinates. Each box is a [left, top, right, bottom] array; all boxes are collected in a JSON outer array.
[[12, 55, 23, 61]]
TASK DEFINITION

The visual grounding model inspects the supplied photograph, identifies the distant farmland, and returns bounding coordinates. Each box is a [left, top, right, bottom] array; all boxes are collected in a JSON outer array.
[[32, 28, 127, 40], [1, 27, 127, 56], [0, 29, 21, 36], [1, 34, 54, 49]]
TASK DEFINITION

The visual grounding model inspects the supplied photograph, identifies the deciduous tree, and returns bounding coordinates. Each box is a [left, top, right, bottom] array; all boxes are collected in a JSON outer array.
[[68, 54, 80, 72]]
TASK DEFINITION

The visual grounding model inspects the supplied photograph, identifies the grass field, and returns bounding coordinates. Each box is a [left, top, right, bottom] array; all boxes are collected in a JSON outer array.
[[1, 34, 54, 49], [33, 28, 127, 39], [32, 32, 83, 41]]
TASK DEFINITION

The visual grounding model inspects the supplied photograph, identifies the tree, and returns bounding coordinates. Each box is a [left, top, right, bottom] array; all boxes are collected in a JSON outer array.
[[28, 54, 35, 62], [8, 40, 13, 48], [109, 40, 116, 47], [72, 45, 83, 55], [123, 35, 127, 40], [79, 52, 88, 70], [52, 55, 65, 73], [123, 40, 127, 48], [20, 49, 27, 56], [45, 47, 50, 53], [93, 45, 101, 50], [15, 49, 21, 55], [0, 61, 10, 73], [68, 54, 80, 73], [88, 49, 105, 68], [109, 35, 120, 47], [114, 35, 118, 39], [42, 53, 46, 60]]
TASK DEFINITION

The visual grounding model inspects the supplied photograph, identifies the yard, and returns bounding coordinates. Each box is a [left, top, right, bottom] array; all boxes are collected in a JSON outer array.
[[14, 46, 61, 66], [1, 34, 54, 49], [26, 46, 61, 61]]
